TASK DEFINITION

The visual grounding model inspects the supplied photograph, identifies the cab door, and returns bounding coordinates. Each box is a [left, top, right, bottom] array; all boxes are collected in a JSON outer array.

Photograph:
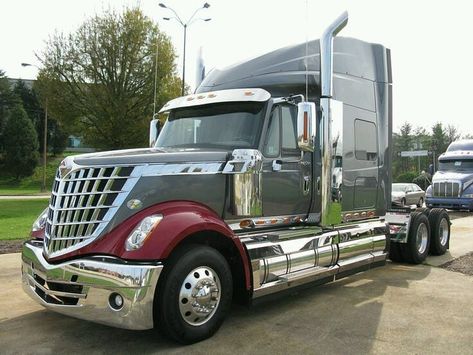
[[261, 103, 312, 217]]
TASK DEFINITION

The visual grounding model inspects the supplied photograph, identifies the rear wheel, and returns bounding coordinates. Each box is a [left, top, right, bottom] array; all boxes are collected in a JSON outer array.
[[155, 245, 233, 344], [401, 198, 406, 207], [401, 211, 430, 264], [428, 208, 450, 255]]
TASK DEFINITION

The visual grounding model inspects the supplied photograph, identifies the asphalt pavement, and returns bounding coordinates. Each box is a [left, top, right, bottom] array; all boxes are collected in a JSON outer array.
[[1, 216, 473, 354]]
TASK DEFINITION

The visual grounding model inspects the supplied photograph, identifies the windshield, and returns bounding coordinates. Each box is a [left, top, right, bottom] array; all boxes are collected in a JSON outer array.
[[439, 160, 473, 172], [156, 102, 265, 149], [392, 184, 407, 192]]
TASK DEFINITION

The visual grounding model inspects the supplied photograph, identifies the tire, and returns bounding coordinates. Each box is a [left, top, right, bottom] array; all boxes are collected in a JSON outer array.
[[155, 245, 233, 344], [388, 242, 403, 262], [401, 198, 406, 207], [428, 208, 450, 255], [401, 211, 431, 264], [417, 197, 424, 208]]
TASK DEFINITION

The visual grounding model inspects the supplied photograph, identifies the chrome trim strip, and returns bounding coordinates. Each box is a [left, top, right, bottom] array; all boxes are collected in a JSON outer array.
[[49, 205, 118, 212], [51, 190, 126, 197], [228, 214, 306, 231], [141, 162, 225, 177]]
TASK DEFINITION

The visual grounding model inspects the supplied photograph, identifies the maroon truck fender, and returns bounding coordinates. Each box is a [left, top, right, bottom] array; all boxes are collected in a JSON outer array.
[[46, 201, 252, 290]]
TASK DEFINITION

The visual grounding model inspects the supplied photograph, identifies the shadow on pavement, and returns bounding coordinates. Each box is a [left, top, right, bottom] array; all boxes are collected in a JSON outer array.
[[0, 262, 431, 354]]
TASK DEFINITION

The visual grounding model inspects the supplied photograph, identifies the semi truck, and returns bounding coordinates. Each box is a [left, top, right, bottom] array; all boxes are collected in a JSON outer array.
[[426, 139, 473, 210], [21, 12, 451, 344]]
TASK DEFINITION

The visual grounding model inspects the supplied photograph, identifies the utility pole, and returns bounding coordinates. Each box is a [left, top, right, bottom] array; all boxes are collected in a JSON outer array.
[[42, 98, 48, 192]]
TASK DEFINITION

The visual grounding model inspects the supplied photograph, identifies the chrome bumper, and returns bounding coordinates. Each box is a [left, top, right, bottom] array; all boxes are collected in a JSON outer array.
[[21, 240, 163, 330]]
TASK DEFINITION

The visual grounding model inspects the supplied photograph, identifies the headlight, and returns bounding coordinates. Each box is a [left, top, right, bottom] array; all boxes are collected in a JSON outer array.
[[32, 208, 49, 232], [462, 193, 473, 198], [425, 186, 432, 197], [125, 214, 163, 251]]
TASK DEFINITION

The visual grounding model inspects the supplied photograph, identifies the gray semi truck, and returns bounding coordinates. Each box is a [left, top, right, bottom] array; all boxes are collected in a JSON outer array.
[[21, 12, 451, 343]]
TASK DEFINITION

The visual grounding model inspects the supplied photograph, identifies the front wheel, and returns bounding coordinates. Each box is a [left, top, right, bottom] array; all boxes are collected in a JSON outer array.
[[155, 245, 233, 344]]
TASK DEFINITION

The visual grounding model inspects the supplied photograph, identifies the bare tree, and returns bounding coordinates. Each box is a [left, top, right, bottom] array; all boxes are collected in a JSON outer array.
[[446, 124, 461, 145]]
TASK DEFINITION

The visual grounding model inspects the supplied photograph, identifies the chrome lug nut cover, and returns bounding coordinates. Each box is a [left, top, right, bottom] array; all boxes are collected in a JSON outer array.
[[178, 266, 221, 326]]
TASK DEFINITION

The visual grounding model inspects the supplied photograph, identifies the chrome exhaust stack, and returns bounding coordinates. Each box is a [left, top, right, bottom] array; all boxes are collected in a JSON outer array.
[[320, 11, 348, 226]]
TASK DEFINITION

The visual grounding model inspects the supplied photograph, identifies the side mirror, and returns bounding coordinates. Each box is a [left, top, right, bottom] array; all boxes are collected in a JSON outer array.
[[428, 164, 434, 176], [297, 102, 317, 152], [149, 119, 161, 147]]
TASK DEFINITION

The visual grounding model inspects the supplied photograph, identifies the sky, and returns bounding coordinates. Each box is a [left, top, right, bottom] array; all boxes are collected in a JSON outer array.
[[2, 0, 473, 134]]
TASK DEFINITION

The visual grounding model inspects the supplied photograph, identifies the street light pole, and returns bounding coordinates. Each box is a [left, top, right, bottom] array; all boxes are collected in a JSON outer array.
[[21, 62, 47, 192], [159, 2, 211, 96], [182, 24, 187, 95], [42, 98, 48, 192]]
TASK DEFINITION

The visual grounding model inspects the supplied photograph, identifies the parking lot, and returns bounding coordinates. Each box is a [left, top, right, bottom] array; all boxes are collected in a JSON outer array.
[[1, 215, 473, 354]]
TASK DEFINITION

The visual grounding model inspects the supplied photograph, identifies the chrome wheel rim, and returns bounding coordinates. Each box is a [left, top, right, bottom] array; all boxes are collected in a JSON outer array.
[[439, 218, 449, 246], [178, 266, 221, 326], [416, 222, 429, 254]]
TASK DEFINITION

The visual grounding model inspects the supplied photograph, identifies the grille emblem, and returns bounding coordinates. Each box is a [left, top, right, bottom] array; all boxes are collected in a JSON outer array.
[[127, 199, 143, 210]]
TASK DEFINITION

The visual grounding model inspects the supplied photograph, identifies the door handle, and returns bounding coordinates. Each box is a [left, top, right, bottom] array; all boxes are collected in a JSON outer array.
[[272, 159, 282, 171], [303, 176, 311, 195]]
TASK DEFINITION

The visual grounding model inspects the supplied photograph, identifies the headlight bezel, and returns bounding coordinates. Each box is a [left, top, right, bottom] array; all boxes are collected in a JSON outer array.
[[125, 214, 163, 251], [32, 207, 49, 232]]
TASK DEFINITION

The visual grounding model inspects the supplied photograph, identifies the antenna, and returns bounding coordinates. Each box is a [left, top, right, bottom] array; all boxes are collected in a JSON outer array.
[[305, 0, 309, 101], [153, 34, 159, 119]]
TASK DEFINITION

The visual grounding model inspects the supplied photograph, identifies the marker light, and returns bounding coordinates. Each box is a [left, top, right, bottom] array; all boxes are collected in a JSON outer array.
[[125, 214, 163, 251], [32, 208, 49, 232]]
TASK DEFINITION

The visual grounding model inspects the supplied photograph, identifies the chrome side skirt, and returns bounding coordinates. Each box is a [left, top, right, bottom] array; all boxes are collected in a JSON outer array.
[[239, 219, 388, 299]]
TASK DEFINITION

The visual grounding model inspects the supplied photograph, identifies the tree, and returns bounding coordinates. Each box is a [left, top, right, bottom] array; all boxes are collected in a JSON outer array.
[[49, 120, 68, 156], [446, 124, 460, 145], [36, 8, 182, 149], [431, 122, 449, 158], [392, 122, 414, 174], [13, 80, 68, 156], [0, 70, 18, 155], [3, 105, 39, 179]]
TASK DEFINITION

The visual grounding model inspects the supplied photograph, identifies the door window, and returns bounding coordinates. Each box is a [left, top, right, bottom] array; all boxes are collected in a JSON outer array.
[[281, 105, 299, 157], [263, 107, 280, 157], [263, 104, 300, 158]]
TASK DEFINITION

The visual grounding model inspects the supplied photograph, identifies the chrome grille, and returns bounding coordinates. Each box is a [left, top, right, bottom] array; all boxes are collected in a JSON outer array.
[[433, 181, 461, 197], [45, 165, 138, 257]]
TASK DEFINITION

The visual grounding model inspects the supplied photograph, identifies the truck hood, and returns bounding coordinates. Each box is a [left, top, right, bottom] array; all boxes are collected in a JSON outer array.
[[73, 147, 230, 166], [64, 147, 232, 237]]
